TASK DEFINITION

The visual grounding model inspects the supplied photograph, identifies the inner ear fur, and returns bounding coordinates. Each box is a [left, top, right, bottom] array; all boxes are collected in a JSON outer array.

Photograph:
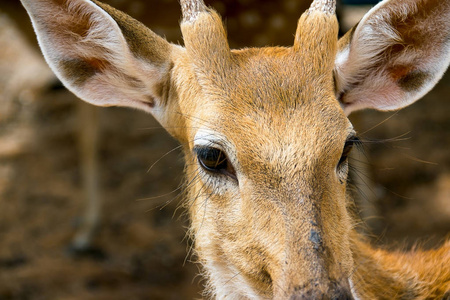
[[21, 0, 178, 115], [335, 0, 450, 115]]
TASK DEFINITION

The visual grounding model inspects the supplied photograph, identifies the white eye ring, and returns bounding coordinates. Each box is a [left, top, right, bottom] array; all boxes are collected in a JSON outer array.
[[193, 129, 224, 148]]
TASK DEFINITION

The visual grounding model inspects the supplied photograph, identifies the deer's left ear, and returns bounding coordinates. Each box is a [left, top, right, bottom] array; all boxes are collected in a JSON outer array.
[[335, 0, 450, 115]]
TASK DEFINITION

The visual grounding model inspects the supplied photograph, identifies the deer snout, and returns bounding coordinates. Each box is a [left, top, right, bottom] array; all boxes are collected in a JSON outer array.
[[285, 280, 354, 300], [269, 249, 355, 299]]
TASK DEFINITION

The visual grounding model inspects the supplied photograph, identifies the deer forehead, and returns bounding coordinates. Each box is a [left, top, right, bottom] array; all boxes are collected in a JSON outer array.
[[185, 47, 336, 99], [183, 50, 352, 178]]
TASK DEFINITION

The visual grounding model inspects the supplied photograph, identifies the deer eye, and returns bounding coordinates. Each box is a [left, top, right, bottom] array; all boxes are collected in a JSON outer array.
[[195, 147, 237, 180], [338, 139, 354, 166], [336, 137, 358, 183], [338, 136, 360, 168]]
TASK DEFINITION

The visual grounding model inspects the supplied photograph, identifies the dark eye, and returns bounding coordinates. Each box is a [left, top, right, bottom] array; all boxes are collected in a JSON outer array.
[[338, 136, 358, 167], [195, 147, 237, 180]]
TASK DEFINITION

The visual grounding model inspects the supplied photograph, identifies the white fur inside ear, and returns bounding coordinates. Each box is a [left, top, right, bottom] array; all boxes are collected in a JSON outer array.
[[335, 0, 450, 115], [335, 46, 349, 73], [23, 0, 172, 114], [29, 0, 130, 80], [67, 1, 129, 63]]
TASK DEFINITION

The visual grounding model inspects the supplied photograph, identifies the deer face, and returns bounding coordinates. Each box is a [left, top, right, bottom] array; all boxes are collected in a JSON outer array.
[[21, 0, 449, 298], [171, 6, 356, 296], [174, 47, 355, 298]]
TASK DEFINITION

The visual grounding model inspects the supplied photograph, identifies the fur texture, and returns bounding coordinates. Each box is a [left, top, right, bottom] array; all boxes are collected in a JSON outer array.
[[21, 0, 450, 298]]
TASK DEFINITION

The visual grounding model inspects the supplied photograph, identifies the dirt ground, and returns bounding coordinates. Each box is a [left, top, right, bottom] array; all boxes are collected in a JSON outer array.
[[0, 2, 449, 300]]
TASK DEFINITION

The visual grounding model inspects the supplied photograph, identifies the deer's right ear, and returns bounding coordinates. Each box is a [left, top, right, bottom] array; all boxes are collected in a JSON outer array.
[[335, 0, 450, 115], [21, 0, 180, 116]]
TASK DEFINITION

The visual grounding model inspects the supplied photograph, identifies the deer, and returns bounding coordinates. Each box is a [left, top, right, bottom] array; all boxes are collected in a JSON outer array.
[[20, 0, 449, 298]]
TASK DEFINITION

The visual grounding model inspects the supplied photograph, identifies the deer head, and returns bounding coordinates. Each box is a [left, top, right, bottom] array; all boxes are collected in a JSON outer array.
[[21, 0, 449, 298]]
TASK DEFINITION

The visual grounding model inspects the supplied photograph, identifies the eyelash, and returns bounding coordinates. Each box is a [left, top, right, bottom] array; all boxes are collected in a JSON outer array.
[[336, 136, 360, 183], [338, 136, 359, 166]]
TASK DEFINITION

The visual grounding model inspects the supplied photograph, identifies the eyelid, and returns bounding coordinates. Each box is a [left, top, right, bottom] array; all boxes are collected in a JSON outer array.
[[193, 129, 226, 148], [194, 145, 220, 161], [346, 130, 357, 141], [193, 137, 235, 164], [338, 134, 358, 167], [347, 135, 361, 147], [193, 142, 223, 152]]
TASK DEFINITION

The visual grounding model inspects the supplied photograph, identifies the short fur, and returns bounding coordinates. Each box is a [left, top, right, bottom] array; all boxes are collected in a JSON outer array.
[[20, 0, 450, 298]]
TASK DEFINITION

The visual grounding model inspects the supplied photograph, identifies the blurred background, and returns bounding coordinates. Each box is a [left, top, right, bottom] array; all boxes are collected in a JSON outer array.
[[0, 0, 449, 299]]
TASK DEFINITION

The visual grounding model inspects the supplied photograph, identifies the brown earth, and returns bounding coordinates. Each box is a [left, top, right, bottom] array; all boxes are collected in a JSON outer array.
[[0, 1, 449, 300]]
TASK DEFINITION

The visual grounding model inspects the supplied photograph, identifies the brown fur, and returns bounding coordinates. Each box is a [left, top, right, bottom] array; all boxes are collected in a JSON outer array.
[[21, 0, 450, 298], [351, 236, 450, 299]]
